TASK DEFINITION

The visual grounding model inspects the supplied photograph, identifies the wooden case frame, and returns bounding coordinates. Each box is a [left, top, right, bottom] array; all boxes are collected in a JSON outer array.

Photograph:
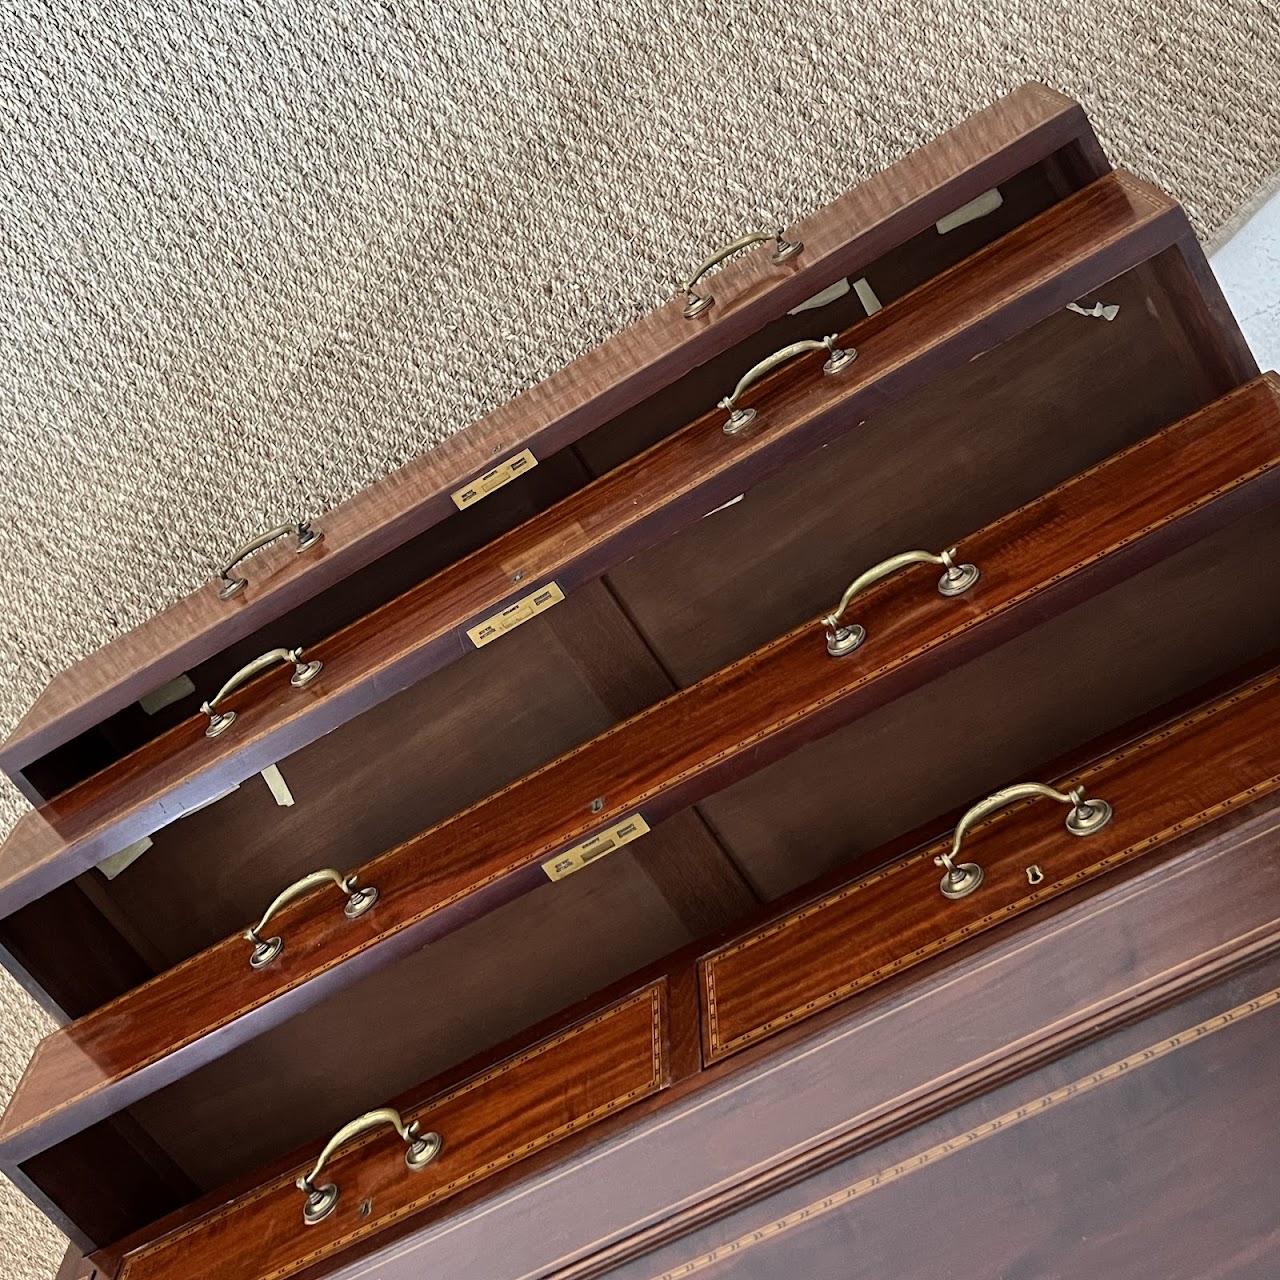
[[0, 168, 1255, 1031]]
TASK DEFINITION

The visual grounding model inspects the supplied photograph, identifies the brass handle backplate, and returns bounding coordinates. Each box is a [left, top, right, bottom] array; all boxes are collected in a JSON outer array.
[[297, 1107, 442, 1225], [719, 335, 856, 434], [218, 520, 322, 599], [681, 229, 802, 318], [823, 547, 980, 656], [201, 646, 322, 737], [245, 867, 379, 969], [935, 782, 1114, 900]]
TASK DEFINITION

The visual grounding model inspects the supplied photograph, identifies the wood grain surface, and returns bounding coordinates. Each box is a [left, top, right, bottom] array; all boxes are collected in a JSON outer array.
[[630, 961, 1280, 1280], [700, 664, 1280, 1060], [3, 376, 1280, 1180], [598, 256, 1225, 689], [67, 582, 753, 979], [2, 225, 1243, 1029], [113, 983, 669, 1280], [84, 668, 1280, 1279], [12, 234, 1236, 1027], [0, 169, 1191, 920], [0, 84, 1106, 780]]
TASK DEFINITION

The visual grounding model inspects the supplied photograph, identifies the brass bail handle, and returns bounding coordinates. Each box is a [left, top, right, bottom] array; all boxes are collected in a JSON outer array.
[[244, 867, 379, 969], [823, 547, 980, 657], [297, 1106, 442, 1225], [719, 334, 856, 435], [201, 646, 323, 738], [681, 228, 803, 319], [218, 520, 323, 600], [935, 782, 1114, 901]]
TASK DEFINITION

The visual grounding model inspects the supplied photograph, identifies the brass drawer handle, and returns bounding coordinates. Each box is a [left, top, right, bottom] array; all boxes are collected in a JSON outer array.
[[935, 782, 1114, 900], [681, 229, 802, 319], [245, 868, 378, 969], [218, 520, 322, 599], [297, 1107, 442, 1225], [201, 647, 322, 737], [823, 547, 980, 656], [720, 334, 856, 434]]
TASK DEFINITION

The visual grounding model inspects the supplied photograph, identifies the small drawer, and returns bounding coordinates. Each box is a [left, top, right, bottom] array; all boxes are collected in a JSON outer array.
[[109, 981, 668, 1280], [699, 665, 1280, 1063]]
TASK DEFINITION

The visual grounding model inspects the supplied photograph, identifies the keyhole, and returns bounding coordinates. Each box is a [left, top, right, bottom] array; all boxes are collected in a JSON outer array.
[[1026, 865, 1044, 886], [359, 1198, 374, 1219]]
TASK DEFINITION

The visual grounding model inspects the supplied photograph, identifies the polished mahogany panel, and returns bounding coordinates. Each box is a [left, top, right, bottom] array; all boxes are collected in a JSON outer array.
[[3, 377, 1280, 1168], [88, 682, 1280, 1279], [1, 84, 1108, 784], [628, 960, 1280, 1280], [701, 665, 1280, 1061], [112, 982, 667, 1280], [0, 170, 1188, 919], [600, 257, 1220, 691]]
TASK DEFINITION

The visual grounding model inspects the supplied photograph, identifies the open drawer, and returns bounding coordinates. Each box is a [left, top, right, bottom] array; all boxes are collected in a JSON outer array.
[[0, 169, 1255, 1026], [5, 375, 1280, 1254], [74, 654, 1280, 1278], [1, 83, 1110, 814]]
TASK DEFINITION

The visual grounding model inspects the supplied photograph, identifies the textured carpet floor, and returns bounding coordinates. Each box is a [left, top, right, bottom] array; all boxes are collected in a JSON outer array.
[[2, 2, 1280, 1275]]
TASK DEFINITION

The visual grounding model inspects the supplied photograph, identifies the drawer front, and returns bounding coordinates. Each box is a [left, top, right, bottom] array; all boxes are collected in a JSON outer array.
[[699, 669, 1280, 1063], [640, 956, 1280, 1280], [115, 982, 668, 1280]]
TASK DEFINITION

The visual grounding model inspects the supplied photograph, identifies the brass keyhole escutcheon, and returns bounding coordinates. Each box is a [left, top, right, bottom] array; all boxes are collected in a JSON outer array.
[[1026, 865, 1045, 886], [359, 1198, 373, 1219]]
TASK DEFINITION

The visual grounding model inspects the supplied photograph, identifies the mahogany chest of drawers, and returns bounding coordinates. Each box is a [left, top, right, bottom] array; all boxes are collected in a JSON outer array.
[[4, 83, 1276, 1279]]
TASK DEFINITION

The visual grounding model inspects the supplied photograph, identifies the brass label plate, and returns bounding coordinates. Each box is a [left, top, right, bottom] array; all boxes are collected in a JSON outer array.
[[466, 581, 565, 648], [542, 814, 651, 881], [451, 448, 538, 510]]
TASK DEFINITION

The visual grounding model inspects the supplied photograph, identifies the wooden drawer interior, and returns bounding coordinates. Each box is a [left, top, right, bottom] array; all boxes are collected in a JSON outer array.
[[12, 152, 1103, 810], [698, 502, 1280, 899], [594, 254, 1219, 685], [0, 245, 1239, 1025]]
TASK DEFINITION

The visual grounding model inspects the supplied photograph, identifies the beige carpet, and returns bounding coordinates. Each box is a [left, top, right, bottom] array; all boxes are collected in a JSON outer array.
[[2, 2, 1280, 1275]]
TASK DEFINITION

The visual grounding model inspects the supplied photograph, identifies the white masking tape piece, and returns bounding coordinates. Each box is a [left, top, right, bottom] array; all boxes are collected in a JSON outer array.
[[97, 837, 154, 880], [788, 277, 851, 315], [261, 764, 295, 807], [852, 277, 882, 316], [703, 494, 745, 518], [138, 674, 196, 715], [178, 783, 240, 819], [936, 188, 1004, 234]]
